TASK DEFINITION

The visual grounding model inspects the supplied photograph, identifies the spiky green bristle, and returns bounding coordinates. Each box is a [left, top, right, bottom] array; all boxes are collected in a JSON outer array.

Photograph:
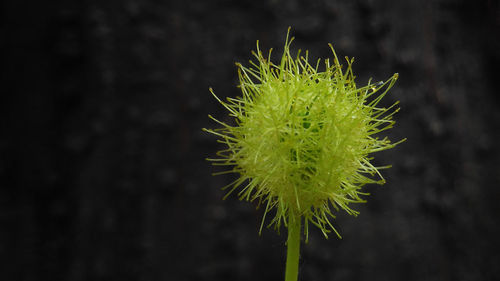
[[204, 30, 403, 240]]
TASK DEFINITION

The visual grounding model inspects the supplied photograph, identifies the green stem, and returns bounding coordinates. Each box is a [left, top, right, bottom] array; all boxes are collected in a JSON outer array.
[[285, 217, 301, 281]]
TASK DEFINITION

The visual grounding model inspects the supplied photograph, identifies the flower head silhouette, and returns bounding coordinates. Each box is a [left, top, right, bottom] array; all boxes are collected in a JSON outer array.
[[204, 29, 403, 240]]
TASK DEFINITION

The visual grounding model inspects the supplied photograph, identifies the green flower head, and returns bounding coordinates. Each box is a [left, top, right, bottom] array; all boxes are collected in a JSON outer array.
[[204, 29, 403, 240]]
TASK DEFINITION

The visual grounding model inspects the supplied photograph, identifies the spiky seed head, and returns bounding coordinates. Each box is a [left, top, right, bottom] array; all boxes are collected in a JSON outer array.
[[204, 29, 404, 240]]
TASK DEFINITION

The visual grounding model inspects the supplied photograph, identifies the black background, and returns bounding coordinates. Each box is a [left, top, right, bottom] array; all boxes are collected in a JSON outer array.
[[2, 0, 500, 280]]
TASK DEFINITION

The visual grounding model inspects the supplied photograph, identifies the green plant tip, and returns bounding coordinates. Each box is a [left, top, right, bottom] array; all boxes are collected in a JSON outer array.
[[204, 29, 404, 240]]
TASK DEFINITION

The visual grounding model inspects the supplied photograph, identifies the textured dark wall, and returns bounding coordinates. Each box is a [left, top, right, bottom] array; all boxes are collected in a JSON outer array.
[[1, 0, 499, 281]]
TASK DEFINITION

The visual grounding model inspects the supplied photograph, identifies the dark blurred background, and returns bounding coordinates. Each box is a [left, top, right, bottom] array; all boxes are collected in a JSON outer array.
[[1, 0, 499, 280]]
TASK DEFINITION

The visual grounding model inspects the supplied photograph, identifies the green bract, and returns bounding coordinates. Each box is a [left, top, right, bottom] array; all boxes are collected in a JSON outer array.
[[204, 31, 403, 240]]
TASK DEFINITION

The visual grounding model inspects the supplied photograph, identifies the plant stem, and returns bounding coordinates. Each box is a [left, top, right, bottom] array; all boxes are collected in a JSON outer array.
[[285, 217, 301, 281]]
